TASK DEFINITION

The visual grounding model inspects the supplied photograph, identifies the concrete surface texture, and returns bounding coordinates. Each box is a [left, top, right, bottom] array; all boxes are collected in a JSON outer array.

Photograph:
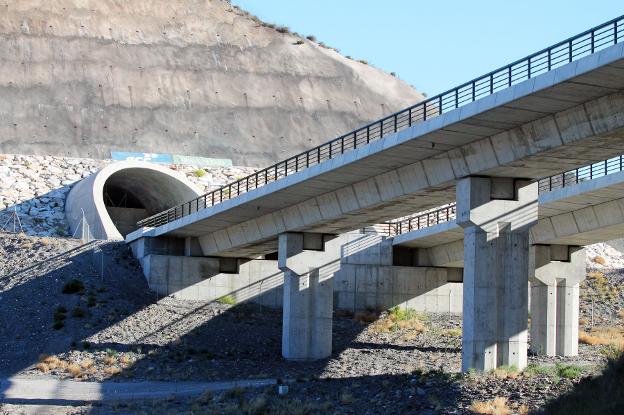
[[0, 376, 276, 403], [457, 178, 538, 372], [132, 231, 463, 315], [129, 43, 624, 258], [0, 0, 423, 166], [66, 161, 202, 240], [530, 245, 585, 357]]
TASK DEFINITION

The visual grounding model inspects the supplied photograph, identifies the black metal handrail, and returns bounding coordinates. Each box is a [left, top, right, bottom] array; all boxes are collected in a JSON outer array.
[[538, 155, 624, 192], [384, 204, 457, 236], [138, 15, 624, 229], [382, 154, 624, 237]]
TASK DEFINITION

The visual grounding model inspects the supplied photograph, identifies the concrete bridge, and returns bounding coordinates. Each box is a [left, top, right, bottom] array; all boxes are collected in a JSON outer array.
[[126, 16, 624, 371]]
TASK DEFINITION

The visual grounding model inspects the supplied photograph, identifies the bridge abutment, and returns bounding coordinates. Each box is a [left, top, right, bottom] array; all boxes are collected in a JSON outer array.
[[278, 232, 339, 361], [530, 245, 585, 357], [457, 177, 538, 372]]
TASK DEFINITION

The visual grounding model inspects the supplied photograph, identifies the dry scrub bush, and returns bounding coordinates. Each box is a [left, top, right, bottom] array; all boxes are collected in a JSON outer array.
[[593, 255, 607, 265], [35, 363, 49, 373], [67, 364, 82, 378], [104, 366, 122, 376], [80, 359, 94, 369], [579, 327, 624, 348], [103, 355, 117, 366], [492, 366, 519, 380], [469, 396, 512, 415], [370, 307, 426, 333], [119, 354, 132, 366]]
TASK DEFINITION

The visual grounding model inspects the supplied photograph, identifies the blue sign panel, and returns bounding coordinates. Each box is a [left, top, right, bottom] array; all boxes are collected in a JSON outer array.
[[110, 151, 173, 164]]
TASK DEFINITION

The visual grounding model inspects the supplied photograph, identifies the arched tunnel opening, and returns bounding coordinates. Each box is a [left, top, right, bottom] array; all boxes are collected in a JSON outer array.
[[101, 168, 198, 238]]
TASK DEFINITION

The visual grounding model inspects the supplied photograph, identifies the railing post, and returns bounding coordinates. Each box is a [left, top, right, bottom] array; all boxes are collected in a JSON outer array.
[[616, 21, 620, 44], [508, 66, 512, 86], [379, 121, 384, 139], [591, 30, 595, 53], [472, 82, 476, 101], [568, 41, 573, 62], [528, 57, 532, 79], [423, 102, 428, 121], [394, 115, 397, 132], [547, 49, 551, 71], [408, 107, 412, 127], [438, 96, 443, 114], [455, 89, 458, 109], [306, 151, 309, 168], [489, 73, 493, 94]]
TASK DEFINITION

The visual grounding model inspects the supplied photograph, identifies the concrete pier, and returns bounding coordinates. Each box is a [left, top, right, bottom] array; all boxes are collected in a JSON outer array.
[[457, 177, 538, 372], [530, 245, 585, 357], [278, 232, 338, 361]]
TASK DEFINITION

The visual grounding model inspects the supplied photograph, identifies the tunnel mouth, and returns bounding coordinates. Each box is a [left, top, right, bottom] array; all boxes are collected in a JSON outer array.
[[102, 168, 198, 238], [66, 161, 202, 241]]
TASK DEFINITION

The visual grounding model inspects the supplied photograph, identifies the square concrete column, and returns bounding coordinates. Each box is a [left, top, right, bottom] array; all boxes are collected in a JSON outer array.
[[457, 177, 538, 372], [530, 245, 585, 357], [278, 232, 339, 361]]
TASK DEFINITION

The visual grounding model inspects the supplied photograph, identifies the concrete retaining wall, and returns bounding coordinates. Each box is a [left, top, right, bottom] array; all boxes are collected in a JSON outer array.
[[136, 232, 463, 313]]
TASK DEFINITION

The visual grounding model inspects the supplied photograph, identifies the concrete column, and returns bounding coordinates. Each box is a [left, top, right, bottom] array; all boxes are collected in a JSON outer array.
[[530, 245, 585, 357], [457, 177, 538, 372], [278, 232, 339, 361]]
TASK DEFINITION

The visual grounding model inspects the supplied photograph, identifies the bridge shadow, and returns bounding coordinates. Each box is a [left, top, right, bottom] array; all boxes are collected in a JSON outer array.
[[0, 232, 464, 406]]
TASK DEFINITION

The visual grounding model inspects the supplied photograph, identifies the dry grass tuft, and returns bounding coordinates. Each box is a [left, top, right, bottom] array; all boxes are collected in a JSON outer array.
[[492, 365, 519, 380], [80, 359, 94, 369], [103, 355, 117, 366], [469, 396, 512, 415], [370, 307, 427, 334], [579, 327, 624, 348], [593, 255, 607, 265], [66, 364, 82, 378], [618, 309, 624, 321], [104, 366, 122, 376], [119, 354, 132, 366], [35, 363, 49, 373]]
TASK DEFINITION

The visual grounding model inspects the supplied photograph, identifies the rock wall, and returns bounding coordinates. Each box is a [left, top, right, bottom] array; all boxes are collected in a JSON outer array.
[[0, 0, 424, 166], [0, 153, 257, 236]]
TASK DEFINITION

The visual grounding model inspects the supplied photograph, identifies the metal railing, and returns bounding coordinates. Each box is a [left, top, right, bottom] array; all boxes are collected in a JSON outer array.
[[383, 204, 457, 236], [538, 155, 624, 192], [138, 15, 624, 229], [383, 154, 624, 237]]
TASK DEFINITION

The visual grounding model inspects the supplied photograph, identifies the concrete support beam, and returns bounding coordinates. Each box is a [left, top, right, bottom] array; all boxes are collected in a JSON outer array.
[[530, 245, 585, 357], [278, 232, 339, 361], [457, 177, 538, 372]]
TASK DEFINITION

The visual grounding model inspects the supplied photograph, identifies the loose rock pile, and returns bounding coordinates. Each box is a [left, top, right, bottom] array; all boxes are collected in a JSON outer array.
[[0, 153, 257, 237]]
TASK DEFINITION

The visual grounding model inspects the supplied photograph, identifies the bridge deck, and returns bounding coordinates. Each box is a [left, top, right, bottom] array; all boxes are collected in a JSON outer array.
[[128, 20, 624, 258]]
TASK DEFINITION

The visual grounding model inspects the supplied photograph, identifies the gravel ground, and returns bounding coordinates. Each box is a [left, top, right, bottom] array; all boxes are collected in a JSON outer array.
[[1, 233, 622, 414]]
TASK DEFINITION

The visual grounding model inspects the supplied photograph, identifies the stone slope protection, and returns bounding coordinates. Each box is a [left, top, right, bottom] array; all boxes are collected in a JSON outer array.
[[0, 0, 424, 166]]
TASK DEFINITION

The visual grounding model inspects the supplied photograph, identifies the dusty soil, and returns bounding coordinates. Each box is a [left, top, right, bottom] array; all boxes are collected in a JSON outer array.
[[1, 233, 622, 414]]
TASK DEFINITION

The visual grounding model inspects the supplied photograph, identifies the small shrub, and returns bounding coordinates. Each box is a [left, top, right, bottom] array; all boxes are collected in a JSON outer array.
[[339, 391, 354, 404], [193, 168, 206, 177], [306, 35, 316, 41], [35, 363, 49, 373], [469, 396, 512, 414], [443, 328, 462, 337], [579, 327, 624, 348], [557, 364, 582, 379], [87, 296, 97, 307], [53, 321, 64, 330], [293, 40, 304, 45], [358, 59, 368, 65], [593, 255, 606, 265], [82, 341, 91, 349], [242, 395, 268, 414], [492, 365, 519, 380], [275, 26, 290, 34], [106, 348, 119, 357], [80, 359, 95, 369], [56, 306, 67, 313], [71, 307, 85, 318], [67, 364, 82, 378], [217, 295, 237, 305], [119, 354, 132, 366], [62, 279, 84, 294], [103, 355, 117, 366]]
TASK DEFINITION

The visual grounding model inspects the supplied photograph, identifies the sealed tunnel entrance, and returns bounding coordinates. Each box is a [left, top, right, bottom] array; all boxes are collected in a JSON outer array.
[[66, 161, 202, 240]]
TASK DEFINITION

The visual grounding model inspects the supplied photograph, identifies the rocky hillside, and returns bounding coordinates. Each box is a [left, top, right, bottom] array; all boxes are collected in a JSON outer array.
[[0, 0, 424, 166]]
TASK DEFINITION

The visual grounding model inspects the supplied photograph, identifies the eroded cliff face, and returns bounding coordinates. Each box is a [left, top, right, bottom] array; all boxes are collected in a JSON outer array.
[[0, 0, 424, 166]]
